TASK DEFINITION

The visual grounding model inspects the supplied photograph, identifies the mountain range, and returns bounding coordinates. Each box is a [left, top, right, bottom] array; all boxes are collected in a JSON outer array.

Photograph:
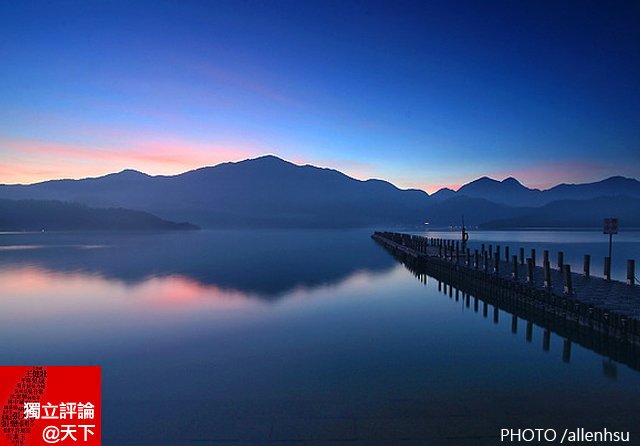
[[0, 199, 198, 231], [432, 175, 640, 207], [1, 155, 639, 229]]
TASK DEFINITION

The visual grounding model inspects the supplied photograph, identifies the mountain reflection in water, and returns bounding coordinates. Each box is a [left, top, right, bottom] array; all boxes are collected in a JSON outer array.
[[2, 229, 640, 444], [0, 229, 395, 298]]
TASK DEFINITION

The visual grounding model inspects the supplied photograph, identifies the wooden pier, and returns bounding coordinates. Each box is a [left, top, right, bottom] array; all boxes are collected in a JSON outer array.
[[372, 232, 640, 350]]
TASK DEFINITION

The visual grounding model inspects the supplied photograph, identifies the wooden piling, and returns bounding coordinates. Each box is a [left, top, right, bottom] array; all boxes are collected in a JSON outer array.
[[526, 258, 534, 284], [520, 247, 524, 265], [543, 329, 551, 352], [558, 251, 564, 272], [628, 259, 635, 286], [544, 260, 551, 289], [563, 339, 571, 363], [512, 255, 518, 280], [563, 264, 573, 295], [604, 256, 611, 281], [584, 254, 590, 278], [531, 249, 536, 265]]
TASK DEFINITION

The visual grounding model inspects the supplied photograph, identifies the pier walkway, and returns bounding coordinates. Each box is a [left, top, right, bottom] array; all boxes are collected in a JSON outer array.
[[373, 232, 640, 346]]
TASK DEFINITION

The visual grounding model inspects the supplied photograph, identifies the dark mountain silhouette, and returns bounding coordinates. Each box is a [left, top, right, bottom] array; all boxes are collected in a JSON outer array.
[[432, 175, 640, 228], [435, 175, 640, 208], [0, 155, 430, 228], [0, 199, 198, 231], [481, 196, 640, 229], [454, 177, 543, 206], [429, 187, 456, 202], [544, 176, 640, 202], [0, 155, 638, 229], [423, 196, 530, 227]]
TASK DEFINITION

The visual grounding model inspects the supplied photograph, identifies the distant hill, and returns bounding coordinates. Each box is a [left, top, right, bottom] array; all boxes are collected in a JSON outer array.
[[434, 175, 640, 207], [0, 155, 431, 228], [481, 196, 640, 229], [454, 177, 544, 207], [429, 187, 456, 202], [423, 196, 529, 227], [0, 155, 638, 229], [543, 176, 640, 203], [0, 199, 199, 231]]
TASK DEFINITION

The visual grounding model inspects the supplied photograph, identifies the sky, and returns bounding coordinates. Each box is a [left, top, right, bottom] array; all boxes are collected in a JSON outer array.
[[1, 0, 639, 194]]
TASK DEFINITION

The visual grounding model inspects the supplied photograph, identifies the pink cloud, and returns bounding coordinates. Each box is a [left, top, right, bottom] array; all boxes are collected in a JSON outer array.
[[0, 134, 256, 184]]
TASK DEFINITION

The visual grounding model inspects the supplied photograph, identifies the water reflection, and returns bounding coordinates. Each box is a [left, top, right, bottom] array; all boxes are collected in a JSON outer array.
[[435, 278, 637, 379], [389, 245, 640, 376], [3, 229, 640, 441], [0, 230, 396, 298], [603, 359, 618, 380]]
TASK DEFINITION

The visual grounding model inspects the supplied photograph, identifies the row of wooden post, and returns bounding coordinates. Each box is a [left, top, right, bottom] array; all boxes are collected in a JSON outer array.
[[436, 237, 636, 288], [378, 232, 637, 290]]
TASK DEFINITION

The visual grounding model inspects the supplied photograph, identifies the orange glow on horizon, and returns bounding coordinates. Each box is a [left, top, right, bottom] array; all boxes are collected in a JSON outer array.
[[1, 131, 616, 193], [0, 134, 259, 185], [420, 183, 463, 194]]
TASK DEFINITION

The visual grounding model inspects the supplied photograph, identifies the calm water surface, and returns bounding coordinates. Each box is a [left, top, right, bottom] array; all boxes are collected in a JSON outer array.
[[1, 229, 639, 439]]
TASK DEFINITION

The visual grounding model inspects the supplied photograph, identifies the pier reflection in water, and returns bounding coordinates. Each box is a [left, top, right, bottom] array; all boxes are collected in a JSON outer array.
[[1, 229, 640, 443], [436, 283, 577, 365], [394, 245, 640, 377]]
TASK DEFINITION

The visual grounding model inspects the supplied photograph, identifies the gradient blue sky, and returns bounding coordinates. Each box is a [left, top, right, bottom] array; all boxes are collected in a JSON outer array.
[[1, 0, 639, 193]]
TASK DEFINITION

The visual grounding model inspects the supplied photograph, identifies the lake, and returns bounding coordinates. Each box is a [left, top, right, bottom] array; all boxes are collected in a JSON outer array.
[[1, 229, 639, 444]]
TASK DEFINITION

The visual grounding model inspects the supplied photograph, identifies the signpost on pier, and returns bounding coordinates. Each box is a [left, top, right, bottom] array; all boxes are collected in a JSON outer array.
[[461, 215, 469, 250], [603, 218, 618, 259]]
